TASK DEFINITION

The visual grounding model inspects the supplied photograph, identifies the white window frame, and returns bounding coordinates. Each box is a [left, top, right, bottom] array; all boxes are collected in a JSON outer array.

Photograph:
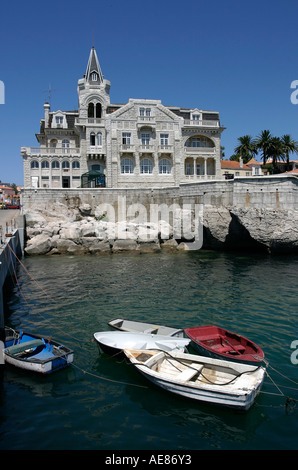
[[160, 134, 169, 146], [159, 158, 171, 174], [122, 132, 131, 145], [121, 158, 134, 174], [140, 158, 153, 174], [141, 133, 150, 145]]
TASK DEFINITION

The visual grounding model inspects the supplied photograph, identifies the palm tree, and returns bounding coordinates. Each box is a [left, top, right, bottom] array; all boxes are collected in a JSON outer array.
[[267, 137, 284, 173], [255, 129, 272, 166], [281, 134, 298, 171], [234, 135, 257, 163]]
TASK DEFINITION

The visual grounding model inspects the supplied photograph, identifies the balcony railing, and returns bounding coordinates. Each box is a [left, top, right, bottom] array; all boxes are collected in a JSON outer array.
[[184, 120, 219, 127], [184, 146, 215, 154], [75, 118, 103, 125], [22, 147, 81, 155], [120, 144, 135, 153]]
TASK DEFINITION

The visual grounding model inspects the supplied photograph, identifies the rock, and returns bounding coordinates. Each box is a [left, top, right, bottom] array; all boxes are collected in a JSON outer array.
[[25, 212, 47, 228], [24, 234, 51, 255], [111, 239, 139, 252], [79, 204, 92, 216], [161, 239, 178, 251]]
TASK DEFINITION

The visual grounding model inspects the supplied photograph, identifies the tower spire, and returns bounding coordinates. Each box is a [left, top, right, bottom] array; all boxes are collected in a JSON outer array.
[[85, 47, 103, 84]]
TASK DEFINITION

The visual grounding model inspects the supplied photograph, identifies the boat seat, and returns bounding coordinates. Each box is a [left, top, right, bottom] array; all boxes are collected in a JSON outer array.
[[5, 339, 45, 356], [177, 365, 203, 382]]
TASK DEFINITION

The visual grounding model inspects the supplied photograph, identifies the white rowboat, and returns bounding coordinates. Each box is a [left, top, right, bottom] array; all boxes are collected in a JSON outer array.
[[124, 349, 266, 410], [94, 331, 190, 356], [108, 318, 183, 337]]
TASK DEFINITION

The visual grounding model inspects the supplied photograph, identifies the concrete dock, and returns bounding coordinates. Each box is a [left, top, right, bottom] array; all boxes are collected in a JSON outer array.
[[0, 210, 24, 367]]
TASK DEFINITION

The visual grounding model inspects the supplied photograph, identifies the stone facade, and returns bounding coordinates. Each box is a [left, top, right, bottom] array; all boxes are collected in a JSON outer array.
[[21, 47, 224, 190]]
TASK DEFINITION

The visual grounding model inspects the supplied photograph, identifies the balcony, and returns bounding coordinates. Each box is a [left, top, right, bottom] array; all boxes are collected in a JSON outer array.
[[158, 145, 173, 155], [120, 144, 135, 154], [184, 119, 219, 127], [21, 146, 81, 156], [137, 116, 156, 129], [75, 118, 103, 126], [184, 146, 215, 154], [139, 144, 155, 153]]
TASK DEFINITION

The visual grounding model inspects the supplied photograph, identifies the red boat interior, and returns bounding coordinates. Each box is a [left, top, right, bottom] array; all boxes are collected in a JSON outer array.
[[185, 326, 262, 358]]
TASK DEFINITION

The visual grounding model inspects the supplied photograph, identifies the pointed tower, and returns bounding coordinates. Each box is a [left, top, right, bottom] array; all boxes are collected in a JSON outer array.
[[77, 46, 111, 119], [85, 47, 104, 84]]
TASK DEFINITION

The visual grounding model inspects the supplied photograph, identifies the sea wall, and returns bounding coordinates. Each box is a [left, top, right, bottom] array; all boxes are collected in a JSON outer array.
[[21, 176, 298, 254]]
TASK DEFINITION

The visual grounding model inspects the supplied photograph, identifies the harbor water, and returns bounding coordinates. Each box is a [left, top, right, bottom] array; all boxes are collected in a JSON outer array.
[[0, 250, 297, 450]]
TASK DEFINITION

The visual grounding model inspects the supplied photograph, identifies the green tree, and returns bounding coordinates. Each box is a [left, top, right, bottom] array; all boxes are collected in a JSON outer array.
[[267, 137, 284, 173], [233, 135, 257, 163], [280, 134, 298, 171], [255, 129, 272, 166]]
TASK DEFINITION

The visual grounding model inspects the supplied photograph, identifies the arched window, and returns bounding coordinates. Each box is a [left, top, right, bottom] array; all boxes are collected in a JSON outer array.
[[31, 160, 39, 169], [52, 160, 60, 169], [159, 158, 171, 174], [96, 103, 102, 118], [88, 103, 94, 118], [185, 136, 214, 148], [41, 160, 49, 169], [96, 132, 102, 146], [90, 132, 96, 146], [62, 139, 70, 153], [121, 158, 134, 174], [72, 161, 80, 169], [140, 158, 153, 174], [62, 161, 70, 169], [91, 73, 98, 81]]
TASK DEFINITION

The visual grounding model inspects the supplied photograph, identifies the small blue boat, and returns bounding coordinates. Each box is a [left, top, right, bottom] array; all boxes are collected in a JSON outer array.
[[4, 327, 74, 374]]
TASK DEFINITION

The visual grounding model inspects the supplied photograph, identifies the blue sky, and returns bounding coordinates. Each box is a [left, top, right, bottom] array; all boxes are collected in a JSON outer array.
[[1, 0, 298, 185]]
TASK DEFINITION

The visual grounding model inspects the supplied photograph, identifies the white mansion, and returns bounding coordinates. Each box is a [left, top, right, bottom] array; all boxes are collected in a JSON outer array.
[[21, 47, 225, 189]]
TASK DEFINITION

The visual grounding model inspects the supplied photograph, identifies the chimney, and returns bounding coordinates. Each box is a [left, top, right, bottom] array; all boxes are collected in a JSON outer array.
[[240, 157, 243, 168], [44, 102, 50, 128]]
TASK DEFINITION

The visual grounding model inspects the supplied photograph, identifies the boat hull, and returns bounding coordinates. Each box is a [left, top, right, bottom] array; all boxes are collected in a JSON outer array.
[[94, 331, 190, 357], [185, 326, 264, 365], [124, 349, 265, 411], [4, 328, 74, 374], [108, 318, 184, 337]]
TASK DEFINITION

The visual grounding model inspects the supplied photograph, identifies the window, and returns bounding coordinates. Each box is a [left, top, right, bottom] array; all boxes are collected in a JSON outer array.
[[140, 158, 153, 174], [62, 161, 70, 169], [159, 159, 171, 174], [141, 133, 150, 145], [72, 161, 80, 169], [91, 164, 102, 172], [192, 138, 201, 147], [62, 139, 70, 153], [97, 132, 102, 146], [193, 114, 200, 121], [55, 116, 63, 125], [122, 132, 131, 145], [91, 73, 98, 81], [88, 103, 94, 118], [52, 160, 60, 169], [90, 132, 96, 146], [121, 158, 134, 174], [185, 163, 194, 175], [96, 103, 102, 118], [139, 107, 151, 117], [160, 134, 169, 146], [41, 161, 49, 169], [31, 160, 39, 169]]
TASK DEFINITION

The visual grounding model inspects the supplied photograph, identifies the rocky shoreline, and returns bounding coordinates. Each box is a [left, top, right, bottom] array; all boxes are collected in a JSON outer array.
[[23, 202, 298, 256]]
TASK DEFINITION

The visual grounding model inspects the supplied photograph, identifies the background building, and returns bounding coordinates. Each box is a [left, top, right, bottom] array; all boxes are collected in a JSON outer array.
[[21, 47, 225, 189]]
